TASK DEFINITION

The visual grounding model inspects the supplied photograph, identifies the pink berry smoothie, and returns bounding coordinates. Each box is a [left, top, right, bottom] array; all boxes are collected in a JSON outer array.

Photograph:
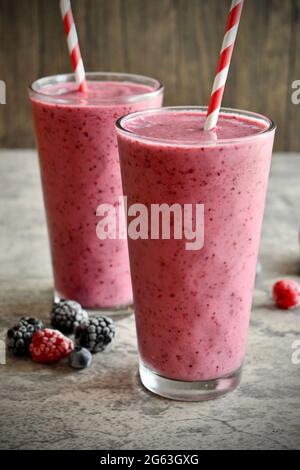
[[117, 107, 275, 381], [30, 74, 163, 309]]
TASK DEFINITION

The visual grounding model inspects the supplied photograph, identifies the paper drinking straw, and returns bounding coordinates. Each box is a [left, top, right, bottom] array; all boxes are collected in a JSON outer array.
[[60, 0, 87, 92], [204, 0, 244, 131]]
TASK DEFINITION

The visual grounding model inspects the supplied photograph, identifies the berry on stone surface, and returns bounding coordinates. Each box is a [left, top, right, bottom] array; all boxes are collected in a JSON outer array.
[[68, 347, 92, 369], [6, 317, 45, 356], [30, 328, 73, 363], [75, 316, 115, 353], [273, 279, 300, 310], [50, 300, 89, 334]]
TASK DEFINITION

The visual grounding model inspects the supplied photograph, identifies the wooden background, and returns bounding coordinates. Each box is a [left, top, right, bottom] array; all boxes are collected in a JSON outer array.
[[0, 0, 299, 151]]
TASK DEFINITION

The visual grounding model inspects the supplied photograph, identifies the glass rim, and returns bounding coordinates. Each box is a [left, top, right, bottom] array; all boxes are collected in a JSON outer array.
[[116, 106, 276, 146], [29, 72, 164, 105]]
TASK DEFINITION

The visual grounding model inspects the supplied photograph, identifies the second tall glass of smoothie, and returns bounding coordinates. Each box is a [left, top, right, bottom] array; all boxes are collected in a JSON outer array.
[[30, 73, 163, 310], [117, 107, 275, 400]]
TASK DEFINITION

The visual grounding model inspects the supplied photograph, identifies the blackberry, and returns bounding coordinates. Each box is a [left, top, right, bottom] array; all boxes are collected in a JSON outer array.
[[75, 316, 115, 353], [51, 300, 89, 334], [7, 317, 45, 356]]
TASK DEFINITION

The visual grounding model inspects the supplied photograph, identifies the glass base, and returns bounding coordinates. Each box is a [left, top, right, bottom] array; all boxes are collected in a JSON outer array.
[[83, 303, 134, 320], [54, 291, 134, 319], [139, 362, 242, 402]]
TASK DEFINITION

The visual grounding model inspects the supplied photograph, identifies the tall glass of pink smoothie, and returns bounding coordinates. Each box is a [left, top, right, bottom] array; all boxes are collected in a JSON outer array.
[[116, 106, 275, 400], [29, 73, 163, 311]]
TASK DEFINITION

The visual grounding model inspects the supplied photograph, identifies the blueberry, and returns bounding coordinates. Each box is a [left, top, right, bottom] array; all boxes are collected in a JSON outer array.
[[68, 347, 92, 370]]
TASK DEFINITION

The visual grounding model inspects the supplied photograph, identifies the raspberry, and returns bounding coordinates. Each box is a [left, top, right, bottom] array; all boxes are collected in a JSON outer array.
[[273, 279, 300, 310], [30, 328, 73, 363]]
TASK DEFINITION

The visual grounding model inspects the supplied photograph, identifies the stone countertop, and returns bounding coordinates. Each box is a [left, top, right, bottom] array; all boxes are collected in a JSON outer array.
[[0, 150, 299, 450]]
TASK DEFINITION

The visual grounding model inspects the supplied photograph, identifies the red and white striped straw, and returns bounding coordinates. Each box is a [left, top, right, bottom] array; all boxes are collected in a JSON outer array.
[[204, 0, 244, 131], [60, 0, 87, 92]]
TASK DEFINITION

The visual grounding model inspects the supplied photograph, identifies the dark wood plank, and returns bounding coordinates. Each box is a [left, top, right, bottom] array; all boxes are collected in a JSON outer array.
[[0, 0, 299, 151], [285, 0, 300, 151], [0, 0, 40, 147]]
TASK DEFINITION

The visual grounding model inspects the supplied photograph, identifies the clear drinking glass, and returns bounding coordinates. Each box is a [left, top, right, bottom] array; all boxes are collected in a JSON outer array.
[[116, 106, 275, 400], [29, 72, 163, 313]]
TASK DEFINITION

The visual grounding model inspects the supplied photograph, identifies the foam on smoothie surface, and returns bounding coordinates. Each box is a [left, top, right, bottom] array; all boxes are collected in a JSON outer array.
[[36, 81, 154, 105], [123, 111, 269, 143]]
